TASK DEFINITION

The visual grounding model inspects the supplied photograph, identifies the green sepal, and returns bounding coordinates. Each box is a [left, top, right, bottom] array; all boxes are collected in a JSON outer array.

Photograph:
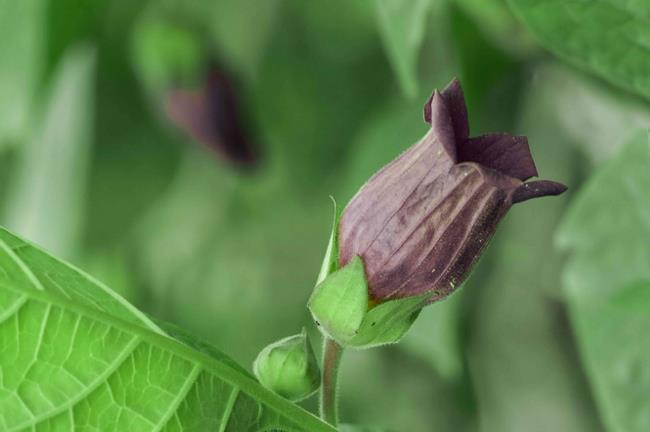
[[309, 256, 369, 343], [309, 252, 432, 349], [316, 196, 340, 285], [253, 329, 321, 402], [349, 292, 432, 349]]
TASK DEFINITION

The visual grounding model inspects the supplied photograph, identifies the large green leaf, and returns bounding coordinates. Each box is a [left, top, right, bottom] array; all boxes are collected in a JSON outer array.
[[529, 64, 650, 164], [558, 130, 650, 432], [508, 0, 650, 100], [374, 0, 432, 98], [0, 227, 334, 431]]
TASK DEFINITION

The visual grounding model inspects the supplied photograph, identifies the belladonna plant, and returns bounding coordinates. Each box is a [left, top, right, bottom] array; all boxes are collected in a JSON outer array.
[[254, 78, 567, 427]]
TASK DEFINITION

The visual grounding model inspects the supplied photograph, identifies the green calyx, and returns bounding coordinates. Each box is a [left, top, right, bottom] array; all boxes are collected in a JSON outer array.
[[253, 330, 321, 402], [309, 256, 430, 349]]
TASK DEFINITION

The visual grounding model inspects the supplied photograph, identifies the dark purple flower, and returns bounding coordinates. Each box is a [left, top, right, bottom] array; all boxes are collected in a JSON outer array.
[[166, 67, 257, 166], [338, 79, 566, 303]]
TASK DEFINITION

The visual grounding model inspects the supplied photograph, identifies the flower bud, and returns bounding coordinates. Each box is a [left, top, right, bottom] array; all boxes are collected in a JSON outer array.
[[339, 78, 566, 304], [166, 66, 257, 166], [253, 330, 320, 401]]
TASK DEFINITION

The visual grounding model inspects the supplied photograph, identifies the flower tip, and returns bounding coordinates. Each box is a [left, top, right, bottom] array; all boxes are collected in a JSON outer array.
[[443, 77, 462, 94], [423, 90, 443, 124], [512, 180, 568, 204]]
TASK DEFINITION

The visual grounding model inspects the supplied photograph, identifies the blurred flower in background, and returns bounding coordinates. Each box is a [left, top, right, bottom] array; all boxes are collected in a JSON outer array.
[[166, 66, 257, 166]]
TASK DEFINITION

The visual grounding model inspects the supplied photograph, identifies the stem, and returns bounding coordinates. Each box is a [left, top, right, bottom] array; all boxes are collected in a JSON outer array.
[[319, 337, 344, 426]]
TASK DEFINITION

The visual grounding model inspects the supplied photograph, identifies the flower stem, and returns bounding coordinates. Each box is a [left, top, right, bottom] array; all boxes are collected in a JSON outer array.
[[319, 337, 344, 426]]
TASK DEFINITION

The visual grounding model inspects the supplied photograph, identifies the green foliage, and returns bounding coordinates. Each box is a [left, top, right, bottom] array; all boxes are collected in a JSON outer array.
[[375, 0, 433, 98], [3, 45, 95, 259], [208, 0, 279, 81], [452, 0, 535, 54], [252, 1, 393, 191], [558, 130, 650, 432], [465, 70, 603, 432], [400, 292, 464, 380], [0, 0, 44, 146], [0, 226, 334, 431], [131, 17, 203, 95], [339, 425, 394, 432], [508, 0, 650, 100], [530, 64, 650, 164]]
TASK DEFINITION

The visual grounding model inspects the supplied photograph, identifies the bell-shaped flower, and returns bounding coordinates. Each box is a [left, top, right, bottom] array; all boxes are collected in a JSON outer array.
[[338, 79, 566, 303]]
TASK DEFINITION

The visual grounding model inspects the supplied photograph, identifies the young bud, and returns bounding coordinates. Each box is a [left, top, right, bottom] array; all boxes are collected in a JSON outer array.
[[253, 330, 320, 401]]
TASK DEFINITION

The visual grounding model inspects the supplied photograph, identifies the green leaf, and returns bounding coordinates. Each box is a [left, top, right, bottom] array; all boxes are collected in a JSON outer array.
[[339, 425, 395, 432], [43, 0, 110, 75], [0, 226, 334, 431], [375, 0, 433, 98], [0, 0, 44, 146], [3, 45, 95, 260], [567, 280, 650, 432], [348, 293, 429, 349], [209, 0, 279, 81], [530, 63, 650, 164], [309, 257, 369, 343], [316, 198, 340, 285], [558, 130, 650, 432], [85, 30, 182, 250], [452, 0, 536, 55], [508, 0, 650, 100], [557, 130, 650, 299]]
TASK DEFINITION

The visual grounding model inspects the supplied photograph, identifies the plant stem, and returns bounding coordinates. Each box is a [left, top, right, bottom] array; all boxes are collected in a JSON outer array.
[[319, 337, 344, 426]]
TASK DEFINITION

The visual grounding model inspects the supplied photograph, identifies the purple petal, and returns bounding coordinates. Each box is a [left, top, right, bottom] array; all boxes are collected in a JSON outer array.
[[339, 125, 456, 268], [427, 91, 458, 161], [512, 180, 568, 204], [459, 133, 538, 181], [344, 163, 519, 301], [424, 79, 469, 141], [440, 78, 469, 143]]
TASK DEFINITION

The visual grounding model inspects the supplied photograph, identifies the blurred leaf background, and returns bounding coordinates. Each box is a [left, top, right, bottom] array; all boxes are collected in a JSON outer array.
[[0, 0, 648, 431]]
